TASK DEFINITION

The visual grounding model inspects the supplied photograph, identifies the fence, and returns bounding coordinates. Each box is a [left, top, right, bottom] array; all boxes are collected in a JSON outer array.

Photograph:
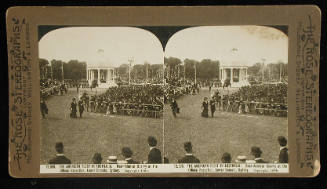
[[218, 101, 287, 117], [90, 102, 163, 118]]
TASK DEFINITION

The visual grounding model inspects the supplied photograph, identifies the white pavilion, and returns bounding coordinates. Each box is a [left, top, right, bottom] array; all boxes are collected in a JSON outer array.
[[86, 50, 117, 88], [219, 60, 250, 87]]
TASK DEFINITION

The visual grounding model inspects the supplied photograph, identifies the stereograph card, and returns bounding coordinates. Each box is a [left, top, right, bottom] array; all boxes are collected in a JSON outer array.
[[6, 6, 320, 177]]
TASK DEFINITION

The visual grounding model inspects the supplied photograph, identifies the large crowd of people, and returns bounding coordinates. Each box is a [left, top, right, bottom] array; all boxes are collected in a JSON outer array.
[[40, 79, 68, 99], [69, 85, 164, 119], [164, 78, 200, 103], [48, 136, 288, 164], [210, 83, 288, 117]]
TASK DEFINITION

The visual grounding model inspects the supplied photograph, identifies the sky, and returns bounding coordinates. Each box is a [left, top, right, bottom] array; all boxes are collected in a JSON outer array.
[[39, 26, 288, 68], [165, 26, 288, 66], [39, 27, 164, 67]]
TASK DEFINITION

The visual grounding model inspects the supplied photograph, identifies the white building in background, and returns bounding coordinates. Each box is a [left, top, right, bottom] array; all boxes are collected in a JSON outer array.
[[219, 60, 250, 87], [86, 50, 117, 88]]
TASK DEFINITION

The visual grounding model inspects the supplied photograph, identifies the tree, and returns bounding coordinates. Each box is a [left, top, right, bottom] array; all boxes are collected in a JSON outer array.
[[149, 64, 163, 79], [117, 64, 129, 78], [247, 63, 262, 82], [183, 58, 220, 81], [248, 62, 288, 82], [131, 64, 146, 80], [50, 59, 64, 81], [197, 59, 220, 80], [164, 57, 182, 79], [183, 58, 199, 79], [63, 60, 87, 81], [39, 58, 50, 80]]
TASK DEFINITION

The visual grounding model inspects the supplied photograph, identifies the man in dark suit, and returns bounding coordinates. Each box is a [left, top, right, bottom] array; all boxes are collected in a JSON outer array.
[[178, 142, 200, 163], [209, 97, 216, 117], [40, 99, 48, 119], [48, 142, 71, 164], [278, 136, 288, 163], [251, 146, 267, 163], [78, 99, 84, 118], [122, 147, 139, 164], [170, 98, 179, 118], [147, 136, 162, 164]]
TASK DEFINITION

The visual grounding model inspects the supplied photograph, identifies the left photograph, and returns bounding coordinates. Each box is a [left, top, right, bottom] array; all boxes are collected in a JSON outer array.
[[39, 27, 165, 164]]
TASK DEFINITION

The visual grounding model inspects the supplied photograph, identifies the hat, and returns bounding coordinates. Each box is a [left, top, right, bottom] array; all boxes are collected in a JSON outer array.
[[235, 155, 247, 163], [107, 156, 117, 164]]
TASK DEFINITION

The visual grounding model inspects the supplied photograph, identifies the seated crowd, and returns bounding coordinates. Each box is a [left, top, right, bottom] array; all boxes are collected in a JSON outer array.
[[212, 83, 288, 117], [48, 136, 288, 165], [83, 85, 164, 118]]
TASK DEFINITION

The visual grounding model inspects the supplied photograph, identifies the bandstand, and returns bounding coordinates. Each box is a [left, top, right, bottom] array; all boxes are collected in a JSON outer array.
[[219, 64, 249, 87], [87, 66, 117, 88], [86, 49, 117, 88]]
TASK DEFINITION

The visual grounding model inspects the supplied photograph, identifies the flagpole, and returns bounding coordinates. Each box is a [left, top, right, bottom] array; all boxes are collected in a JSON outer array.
[[128, 58, 133, 85], [61, 62, 64, 81], [279, 63, 282, 82], [194, 63, 197, 84], [261, 58, 265, 82]]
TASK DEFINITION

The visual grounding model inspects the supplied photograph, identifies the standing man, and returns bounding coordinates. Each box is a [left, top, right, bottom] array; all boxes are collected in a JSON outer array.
[[90, 95, 95, 112], [82, 92, 90, 112], [178, 142, 200, 163], [210, 97, 216, 117], [40, 99, 48, 119], [70, 98, 77, 118], [278, 136, 288, 163], [78, 99, 84, 118], [170, 98, 179, 118], [147, 136, 162, 164]]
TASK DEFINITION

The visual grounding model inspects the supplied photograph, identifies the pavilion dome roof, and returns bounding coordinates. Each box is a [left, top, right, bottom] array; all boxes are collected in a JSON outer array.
[[87, 49, 115, 68], [219, 50, 249, 67]]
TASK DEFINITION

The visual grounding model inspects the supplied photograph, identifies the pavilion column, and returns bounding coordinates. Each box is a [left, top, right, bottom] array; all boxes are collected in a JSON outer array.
[[221, 68, 225, 82], [223, 68, 226, 81], [243, 68, 246, 80], [107, 69, 110, 82]]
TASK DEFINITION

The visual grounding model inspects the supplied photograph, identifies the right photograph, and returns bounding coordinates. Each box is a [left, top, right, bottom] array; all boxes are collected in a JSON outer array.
[[163, 26, 288, 164]]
